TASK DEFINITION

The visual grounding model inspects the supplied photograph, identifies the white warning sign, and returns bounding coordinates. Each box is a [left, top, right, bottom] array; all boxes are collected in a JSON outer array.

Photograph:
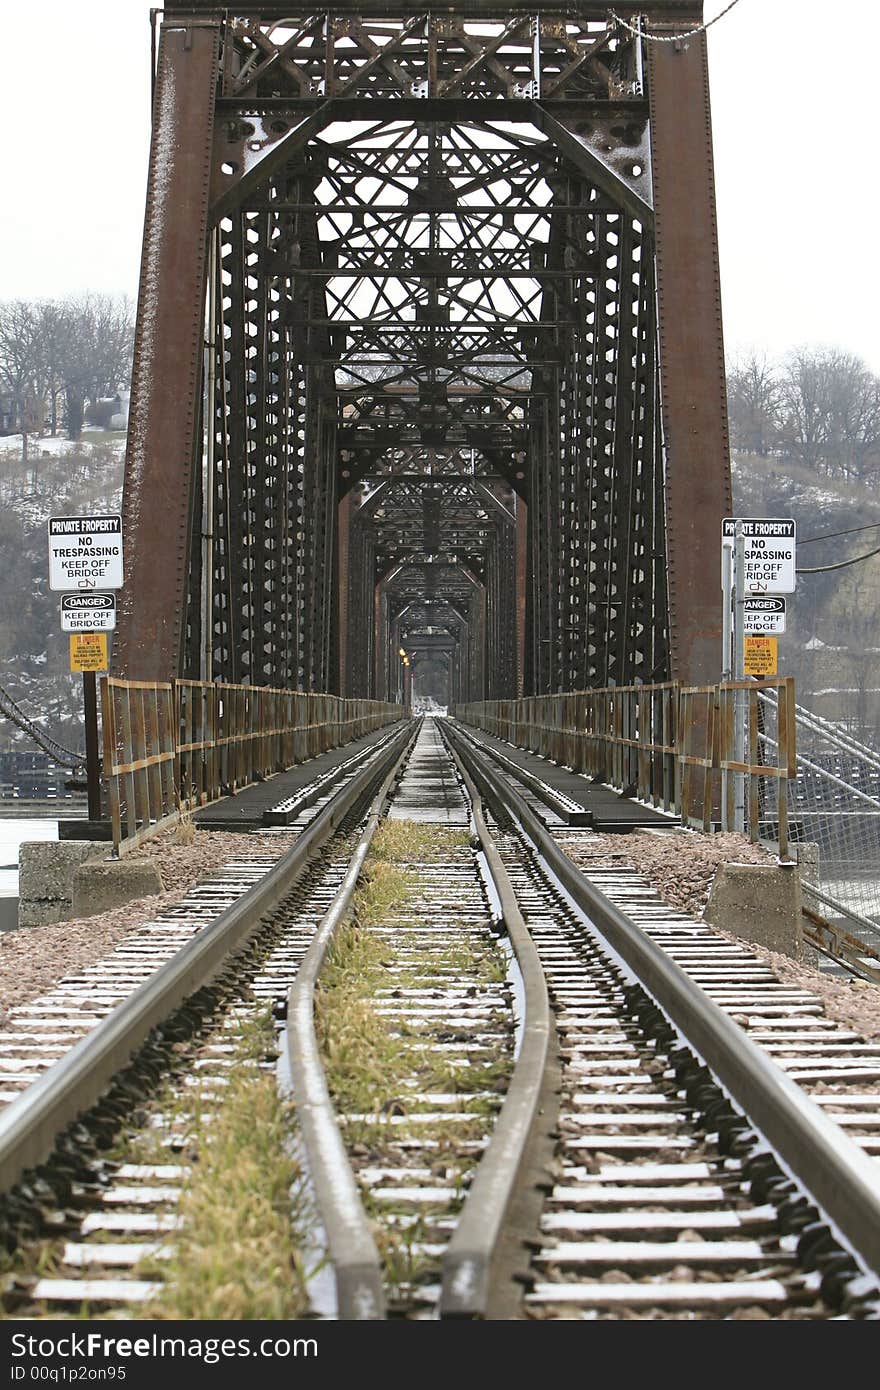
[[744, 596, 786, 634], [722, 518, 796, 595], [60, 593, 117, 633], [48, 515, 124, 592]]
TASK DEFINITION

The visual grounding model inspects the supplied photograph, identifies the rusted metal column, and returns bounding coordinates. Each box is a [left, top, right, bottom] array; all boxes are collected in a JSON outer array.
[[373, 583, 385, 702], [114, 16, 220, 680], [648, 29, 733, 687], [515, 497, 527, 699], [337, 490, 352, 697]]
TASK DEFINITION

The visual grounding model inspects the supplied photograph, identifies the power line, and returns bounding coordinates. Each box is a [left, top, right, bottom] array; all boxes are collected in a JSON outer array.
[[797, 543, 880, 576], [800, 520, 880, 546]]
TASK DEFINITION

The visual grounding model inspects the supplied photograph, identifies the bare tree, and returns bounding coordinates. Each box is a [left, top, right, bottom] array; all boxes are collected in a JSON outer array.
[[726, 350, 780, 456], [0, 301, 43, 467], [33, 300, 69, 438], [55, 294, 135, 440], [0, 293, 135, 462], [777, 347, 880, 481]]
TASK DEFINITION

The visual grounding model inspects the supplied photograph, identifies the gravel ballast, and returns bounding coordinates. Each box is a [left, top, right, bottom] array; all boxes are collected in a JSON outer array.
[[0, 827, 294, 1026], [557, 827, 880, 1041]]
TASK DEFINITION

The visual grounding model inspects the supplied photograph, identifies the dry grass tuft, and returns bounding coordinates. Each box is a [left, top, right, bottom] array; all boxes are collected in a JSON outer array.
[[369, 820, 470, 863], [141, 1012, 313, 1320]]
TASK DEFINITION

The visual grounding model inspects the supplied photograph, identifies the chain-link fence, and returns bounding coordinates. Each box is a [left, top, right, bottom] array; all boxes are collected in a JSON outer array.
[[759, 690, 880, 955]]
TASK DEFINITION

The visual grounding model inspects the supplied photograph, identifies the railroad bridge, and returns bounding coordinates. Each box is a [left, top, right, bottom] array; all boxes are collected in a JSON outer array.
[[9, 6, 880, 1321], [115, 0, 731, 704]]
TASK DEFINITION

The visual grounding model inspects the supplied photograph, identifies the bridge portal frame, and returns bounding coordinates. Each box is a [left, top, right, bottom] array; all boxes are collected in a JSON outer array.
[[114, 3, 731, 696]]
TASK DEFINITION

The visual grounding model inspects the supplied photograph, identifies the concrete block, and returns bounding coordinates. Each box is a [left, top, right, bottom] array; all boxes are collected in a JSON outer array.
[[18, 841, 109, 929], [705, 863, 803, 959], [72, 860, 164, 919], [17, 898, 75, 929]]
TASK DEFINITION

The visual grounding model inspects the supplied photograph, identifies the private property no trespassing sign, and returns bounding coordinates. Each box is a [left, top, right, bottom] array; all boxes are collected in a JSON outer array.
[[722, 518, 796, 595], [48, 515, 124, 592]]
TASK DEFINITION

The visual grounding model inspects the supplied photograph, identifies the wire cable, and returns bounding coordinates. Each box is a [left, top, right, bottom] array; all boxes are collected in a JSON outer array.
[[797, 543, 880, 575], [609, 1, 743, 43], [800, 520, 880, 546]]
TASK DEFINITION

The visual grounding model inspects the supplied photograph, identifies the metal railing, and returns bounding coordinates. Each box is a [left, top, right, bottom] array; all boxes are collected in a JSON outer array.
[[457, 685, 679, 812], [102, 677, 401, 850], [455, 678, 796, 855]]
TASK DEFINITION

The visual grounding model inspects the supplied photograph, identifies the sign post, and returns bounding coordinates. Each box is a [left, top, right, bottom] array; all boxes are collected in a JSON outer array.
[[82, 670, 101, 821], [721, 543, 733, 682], [48, 516, 124, 827], [733, 523, 746, 832]]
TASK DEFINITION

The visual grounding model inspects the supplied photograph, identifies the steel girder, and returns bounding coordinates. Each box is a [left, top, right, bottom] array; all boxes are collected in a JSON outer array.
[[116, 4, 730, 700]]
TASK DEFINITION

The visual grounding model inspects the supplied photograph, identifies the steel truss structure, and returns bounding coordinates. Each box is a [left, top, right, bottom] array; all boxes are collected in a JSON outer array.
[[115, 3, 732, 705]]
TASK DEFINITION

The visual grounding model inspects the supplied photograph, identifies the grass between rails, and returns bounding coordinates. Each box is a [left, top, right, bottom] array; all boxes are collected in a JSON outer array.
[[315, 819, 513, 1295], [134, 1009, 314, 1320]]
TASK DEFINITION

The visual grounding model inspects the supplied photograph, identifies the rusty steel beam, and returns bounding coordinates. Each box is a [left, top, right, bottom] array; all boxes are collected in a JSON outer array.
[[184, 1, 701, 14], [648, 28, 732, 687], [114, 16, 221, 680], [515, 497, 527, 698], [337, 490, 353, 696]]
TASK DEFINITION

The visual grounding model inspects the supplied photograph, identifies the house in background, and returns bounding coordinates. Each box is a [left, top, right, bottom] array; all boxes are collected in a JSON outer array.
[[0, 393, 16, 435], [0, 393, 41, 437], [84, 389, 130, 431]]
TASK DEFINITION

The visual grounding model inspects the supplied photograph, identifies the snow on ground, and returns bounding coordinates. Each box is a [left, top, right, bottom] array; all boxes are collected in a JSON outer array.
[[0, 432, 127, 461]]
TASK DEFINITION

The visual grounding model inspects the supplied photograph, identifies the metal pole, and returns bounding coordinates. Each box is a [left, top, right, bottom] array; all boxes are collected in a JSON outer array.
[[733, 523, 746, 833], [720, 539, 732, 830], [201, 227, 217, 682], [83, 672, 101, 822], [721, 541, 732, 682]]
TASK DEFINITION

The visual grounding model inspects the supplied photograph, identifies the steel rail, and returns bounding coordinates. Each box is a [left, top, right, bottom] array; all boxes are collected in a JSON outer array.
[[0, 720, 415, 1198], [437, 723, 551, 1317], [285, 720, 421, 1320], [444, 719, 880, 1280]]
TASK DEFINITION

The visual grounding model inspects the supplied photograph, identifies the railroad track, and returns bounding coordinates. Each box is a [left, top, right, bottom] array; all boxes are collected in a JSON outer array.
[[0, 717, 878, 1319]]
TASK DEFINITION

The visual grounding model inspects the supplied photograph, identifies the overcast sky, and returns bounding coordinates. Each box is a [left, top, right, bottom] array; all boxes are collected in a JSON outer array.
[[0, 0, 877, 372]]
